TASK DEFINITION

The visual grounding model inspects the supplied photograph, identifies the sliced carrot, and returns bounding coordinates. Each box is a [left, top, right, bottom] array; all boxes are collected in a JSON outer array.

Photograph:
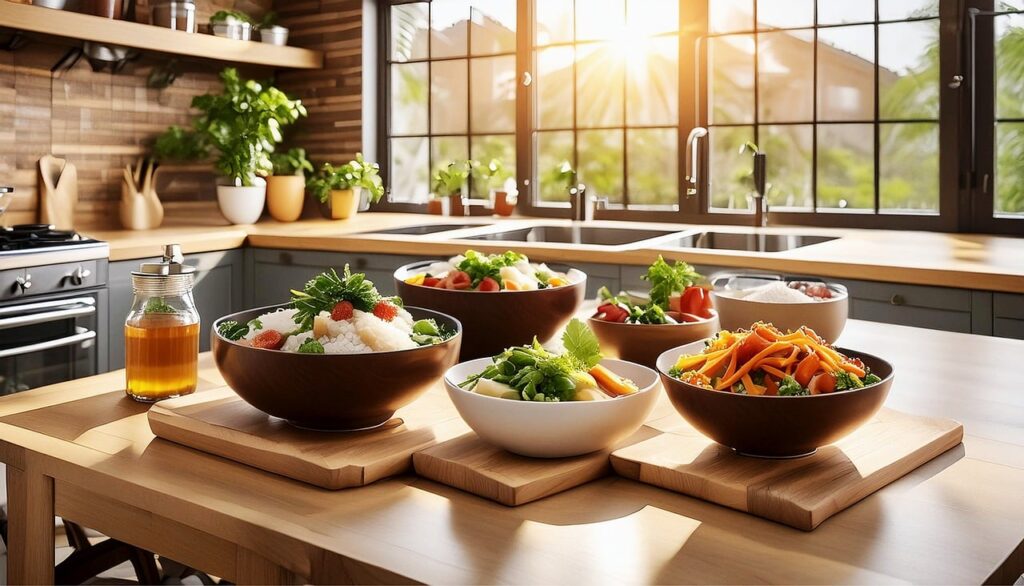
[[673, 347, 730, 371], [764, 375, 779, 396], [715, 341, 790, 390], [699, 346, 736, 376], [742, 372, 766, 395], [793, 353, 820, 386], [761, 365, 788, 380], [721, 348, 739, 381], [589, 364, 638, 396]]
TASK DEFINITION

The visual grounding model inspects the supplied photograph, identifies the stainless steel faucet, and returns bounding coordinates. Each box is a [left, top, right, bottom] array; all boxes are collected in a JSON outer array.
[[750, 151, 768, 228], [569, 184, 607, 222]]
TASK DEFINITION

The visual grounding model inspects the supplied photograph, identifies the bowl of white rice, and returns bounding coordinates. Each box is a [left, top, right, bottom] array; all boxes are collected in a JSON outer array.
[[710, 274, 849, 342], [212, 303, 462, 431]]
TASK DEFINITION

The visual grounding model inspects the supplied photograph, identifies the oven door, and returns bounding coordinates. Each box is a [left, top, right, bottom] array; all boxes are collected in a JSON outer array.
[[0, 293, 101, 394]]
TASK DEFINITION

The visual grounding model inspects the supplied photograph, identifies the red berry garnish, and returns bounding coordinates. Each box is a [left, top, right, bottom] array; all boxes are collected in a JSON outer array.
[[373, 301, 398, 322], [331, 300, 354, 321], [251, 330, 285, 350]]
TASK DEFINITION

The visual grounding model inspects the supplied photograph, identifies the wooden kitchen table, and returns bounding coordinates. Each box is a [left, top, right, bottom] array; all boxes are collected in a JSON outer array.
[[1, 320, 1023, 584]]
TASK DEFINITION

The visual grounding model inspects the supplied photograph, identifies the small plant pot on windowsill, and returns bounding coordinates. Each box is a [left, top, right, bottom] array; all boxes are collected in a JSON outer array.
[[429, 194, 467, 216], [216, 178, 266, 225], [318, 187, 361, 220], [266, 175, 305, 222], [492, 190, 515, 216]]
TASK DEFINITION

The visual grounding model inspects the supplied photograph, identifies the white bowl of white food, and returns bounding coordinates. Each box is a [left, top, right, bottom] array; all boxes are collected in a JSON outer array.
[[710, 274, 849, 342]]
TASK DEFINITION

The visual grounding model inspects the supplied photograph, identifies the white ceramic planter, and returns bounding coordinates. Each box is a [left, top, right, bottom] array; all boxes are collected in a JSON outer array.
[[217, 182, 266, 225]]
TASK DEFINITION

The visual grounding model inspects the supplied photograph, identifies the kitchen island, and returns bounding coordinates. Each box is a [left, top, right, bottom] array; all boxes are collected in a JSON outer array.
[[1, 319, 1022, 584]]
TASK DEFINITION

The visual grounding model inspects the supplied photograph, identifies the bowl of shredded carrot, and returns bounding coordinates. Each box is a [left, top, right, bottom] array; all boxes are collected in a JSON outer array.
[[656, 321, 894, 458]]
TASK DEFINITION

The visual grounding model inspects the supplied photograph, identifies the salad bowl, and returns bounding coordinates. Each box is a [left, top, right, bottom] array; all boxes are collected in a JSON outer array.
[[212, 304, 462, 431], [711, 275, 849, 342], [444, 357, 660, 458], [395, 260, 587, 360], [656, 340, 894, 458], [588, 312, 719, 369]]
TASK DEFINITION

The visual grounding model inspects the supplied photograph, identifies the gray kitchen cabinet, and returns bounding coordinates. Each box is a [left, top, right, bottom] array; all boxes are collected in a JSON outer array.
[[993, 293, 1024, 340], [246, 249, 440, 307], [107, 250, 244, 371]]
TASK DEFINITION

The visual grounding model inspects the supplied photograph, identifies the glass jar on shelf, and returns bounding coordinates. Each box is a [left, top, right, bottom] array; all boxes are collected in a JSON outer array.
[[124, 244, 199, 402]]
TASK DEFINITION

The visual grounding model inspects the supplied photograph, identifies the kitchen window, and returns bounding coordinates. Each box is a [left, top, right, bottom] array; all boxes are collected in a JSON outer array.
[[378, 0, 1022, 233]]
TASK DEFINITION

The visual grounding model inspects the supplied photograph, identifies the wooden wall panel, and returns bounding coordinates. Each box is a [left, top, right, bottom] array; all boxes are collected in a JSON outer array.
[[0, 0, 361, 229]]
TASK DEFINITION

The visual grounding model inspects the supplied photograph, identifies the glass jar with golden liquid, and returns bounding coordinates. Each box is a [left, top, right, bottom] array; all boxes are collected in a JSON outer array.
[[124, 244, 199, 402]]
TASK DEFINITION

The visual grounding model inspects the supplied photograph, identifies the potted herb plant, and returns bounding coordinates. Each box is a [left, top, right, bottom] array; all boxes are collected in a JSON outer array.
[[267, 148, 313, 222], [209, 9, 254, 40], [155, 68, 306, 224], [306, 153, 385, 220], [430, 160, 471, 216], [472, 158, 514, 216]]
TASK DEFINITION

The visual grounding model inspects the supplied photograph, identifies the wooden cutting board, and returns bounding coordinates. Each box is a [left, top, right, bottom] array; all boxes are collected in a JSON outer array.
[[413, 426, 661, 506], [611, 408, 963, 530], [148, 387, 470, 489]]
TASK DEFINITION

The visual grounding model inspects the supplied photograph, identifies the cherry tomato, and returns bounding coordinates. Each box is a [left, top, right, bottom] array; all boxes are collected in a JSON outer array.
[[596, 303, 627, 322], [668, 294, 683, 313], [478, 277, 500, 292], [679, 286, 706, 316], [448, 271, 471, 290], [698, 286, 715, 318], [423, 277, 441, 287]]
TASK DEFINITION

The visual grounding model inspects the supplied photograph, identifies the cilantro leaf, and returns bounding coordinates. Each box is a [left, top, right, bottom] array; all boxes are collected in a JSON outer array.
[[561, 318, 602, 369], [290, 266, 383, 331], [642, 256, 702, 309]]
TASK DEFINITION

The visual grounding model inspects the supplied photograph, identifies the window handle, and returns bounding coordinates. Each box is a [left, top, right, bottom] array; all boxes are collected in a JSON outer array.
[[684, 127, 708, 198], [521, 71, 532, 87]]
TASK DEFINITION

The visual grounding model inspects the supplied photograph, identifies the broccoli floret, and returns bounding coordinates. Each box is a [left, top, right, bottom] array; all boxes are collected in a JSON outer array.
[[834, 371, 864, 391], [778, 375, 809, 396], [297, 338, 325, 354], [863, 372, 882, 386], [732, 383, 748, 395]]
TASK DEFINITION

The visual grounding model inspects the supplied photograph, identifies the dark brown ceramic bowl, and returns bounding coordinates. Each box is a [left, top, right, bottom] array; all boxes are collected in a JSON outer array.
[[394, 260, 586, 360], [656, 340, 894, 458], [588, 311, 720, 369], [212, 304, 462, 431]]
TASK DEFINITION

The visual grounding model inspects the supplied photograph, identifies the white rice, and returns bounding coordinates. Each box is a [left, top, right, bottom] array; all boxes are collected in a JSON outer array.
[[247, 305, 419, 353], [721, 281, 815, 303]]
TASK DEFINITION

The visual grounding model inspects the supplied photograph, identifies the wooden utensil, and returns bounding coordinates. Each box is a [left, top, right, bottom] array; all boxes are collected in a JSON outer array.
[[38, 154, 77, 230]]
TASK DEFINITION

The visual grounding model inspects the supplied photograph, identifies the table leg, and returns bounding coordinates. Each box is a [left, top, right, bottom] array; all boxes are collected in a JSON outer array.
[[6, 465, 55, 585], [235, 547, 294, 585]]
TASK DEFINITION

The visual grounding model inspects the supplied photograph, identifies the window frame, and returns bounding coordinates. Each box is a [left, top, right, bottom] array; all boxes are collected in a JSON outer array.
[[376, 0, 1014, 233]]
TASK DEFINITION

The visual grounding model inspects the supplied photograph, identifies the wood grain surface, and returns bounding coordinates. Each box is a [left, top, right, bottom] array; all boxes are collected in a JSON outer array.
[[612, 408, 964, 530], [148, 387, 470, 489], [412, 425, 661, 506]]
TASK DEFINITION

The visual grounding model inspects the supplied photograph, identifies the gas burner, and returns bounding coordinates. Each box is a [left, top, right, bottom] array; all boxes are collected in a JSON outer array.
[[0, 226, 102, 257]]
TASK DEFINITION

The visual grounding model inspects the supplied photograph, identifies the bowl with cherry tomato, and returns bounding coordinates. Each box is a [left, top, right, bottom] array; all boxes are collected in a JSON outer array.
[[709, 274, 849, 343], [394, 251, 587, 360], [587, 257, 719, 369]]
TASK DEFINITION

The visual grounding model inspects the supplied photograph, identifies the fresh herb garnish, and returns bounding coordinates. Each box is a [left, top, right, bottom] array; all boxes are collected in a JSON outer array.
[[290, 266, 383, 331], [297, 338, 325, 354], [863, 372, 882, 386], [777, 375, 810, 396], [247, 318, 263, 330], [144, 298, 176, 314], [562, 318, 602, 369], [410, 318, 454, 346], [642, 255, 702, 309], [217, 320, 249, 341], [456, 250, 525, 288]]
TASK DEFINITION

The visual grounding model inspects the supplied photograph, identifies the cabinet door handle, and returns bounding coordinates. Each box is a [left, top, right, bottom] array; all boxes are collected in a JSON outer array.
[[890, 294, 905, 306]]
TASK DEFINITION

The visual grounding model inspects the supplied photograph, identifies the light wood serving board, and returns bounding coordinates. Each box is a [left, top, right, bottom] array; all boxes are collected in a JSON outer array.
[[611, 408, 963, 530], [413, 426, 661, 506], [148, 387, 470, 489]]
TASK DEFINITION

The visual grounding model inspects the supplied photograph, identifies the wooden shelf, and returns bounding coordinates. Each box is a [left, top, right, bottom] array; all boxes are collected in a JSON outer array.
[[0, 1, 323, 70]]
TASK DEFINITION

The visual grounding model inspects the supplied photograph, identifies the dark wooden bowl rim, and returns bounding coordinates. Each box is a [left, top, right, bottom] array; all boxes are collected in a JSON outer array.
[[394, 260, 586, 294]]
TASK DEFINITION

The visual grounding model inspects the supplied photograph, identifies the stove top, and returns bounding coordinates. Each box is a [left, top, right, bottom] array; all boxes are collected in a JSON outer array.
[[0, 224, 104, 253]]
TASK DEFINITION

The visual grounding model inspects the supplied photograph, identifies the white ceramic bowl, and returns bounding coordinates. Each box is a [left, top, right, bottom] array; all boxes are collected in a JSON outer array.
[[444, 357, 661, 458], [711, 283, 849, 342]]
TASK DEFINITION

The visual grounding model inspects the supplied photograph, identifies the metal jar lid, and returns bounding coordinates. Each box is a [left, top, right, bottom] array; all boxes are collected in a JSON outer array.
[[131, 244, 195, 294]]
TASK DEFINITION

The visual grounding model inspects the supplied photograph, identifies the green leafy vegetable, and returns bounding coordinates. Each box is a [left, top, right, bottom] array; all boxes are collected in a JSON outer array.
[[297, 338, 325, 354], [217, 320, 249, 341], [410, 318, 453, 346], [270, 147, 314, 176], [596, 286, 672, 324], [834, 371, 864, 391], [209, 9, 255, 24], [247, 318, 262, 330], [431, 160, 472, 198], [562, 318, 602, 369], [777, 376, 810, 396], [863, 373, 882, 386], [456, 250, 525, 287], [144, 298, 176, 314], [290, 266, 383, 331], [642, 255, 702, 309]]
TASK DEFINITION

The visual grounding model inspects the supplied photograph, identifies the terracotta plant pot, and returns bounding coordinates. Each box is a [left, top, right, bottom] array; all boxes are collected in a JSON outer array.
[[327, 188, 360, 220], [440, 195, 467, 216], [266, 175, 305, 222], [493, 190, 516, 216], [427, 200, 443, 215]]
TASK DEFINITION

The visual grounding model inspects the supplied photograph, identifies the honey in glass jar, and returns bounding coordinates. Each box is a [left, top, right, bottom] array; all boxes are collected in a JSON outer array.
[[124, 244, 199, 402]]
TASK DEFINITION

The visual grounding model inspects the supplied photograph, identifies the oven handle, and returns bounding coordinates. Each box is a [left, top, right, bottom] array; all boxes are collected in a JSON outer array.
[[0, 328, 96, 358], [0, 297, 96, 330]]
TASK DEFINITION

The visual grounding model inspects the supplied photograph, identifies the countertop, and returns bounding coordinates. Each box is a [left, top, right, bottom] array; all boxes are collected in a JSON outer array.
[[82, 212, 1024, 293], [0, 320, 1022, 583]]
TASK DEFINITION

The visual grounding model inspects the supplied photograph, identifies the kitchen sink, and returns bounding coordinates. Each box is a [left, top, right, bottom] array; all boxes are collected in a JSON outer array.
[[662, 231, 837, 252], [363, 223, 490, 236], [463, 224, 678, 246]]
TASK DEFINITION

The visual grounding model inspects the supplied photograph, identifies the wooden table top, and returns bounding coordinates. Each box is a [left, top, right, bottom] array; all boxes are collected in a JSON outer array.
[[80, 211, 1024, 293], [0, 320, 1022, 584]]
